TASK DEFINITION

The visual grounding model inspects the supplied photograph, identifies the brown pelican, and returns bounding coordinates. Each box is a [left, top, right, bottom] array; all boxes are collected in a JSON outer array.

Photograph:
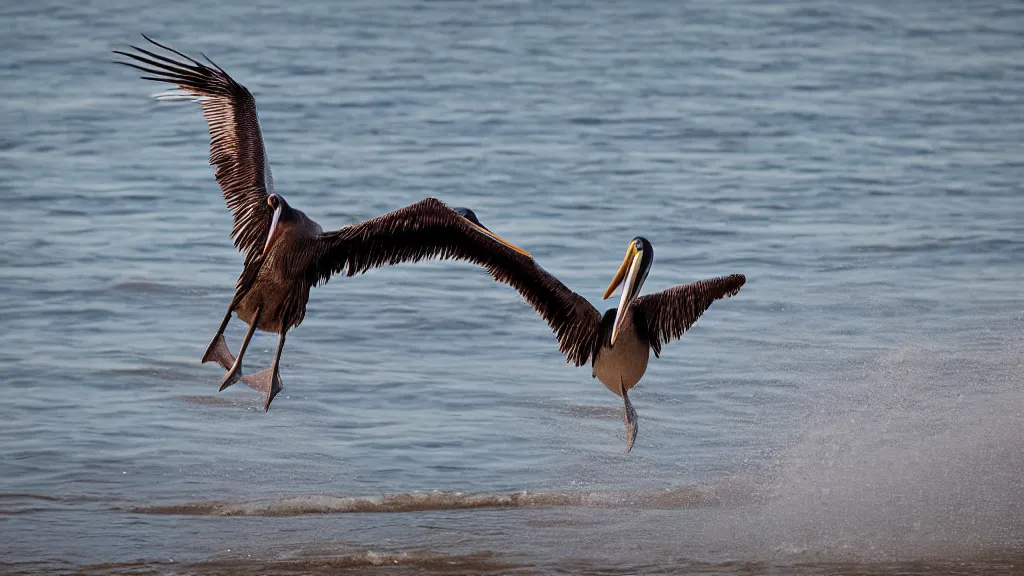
[[336, 228, 745, 451], [114, 36, 531, 410]]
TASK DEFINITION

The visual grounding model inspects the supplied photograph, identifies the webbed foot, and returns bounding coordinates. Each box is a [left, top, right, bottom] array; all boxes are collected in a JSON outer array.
[[241, 368, 284, 412], [218, 361, 244, 392], [202, 334, 236, 371]]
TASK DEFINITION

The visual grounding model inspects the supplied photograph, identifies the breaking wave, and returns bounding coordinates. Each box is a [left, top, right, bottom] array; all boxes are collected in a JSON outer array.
[[57, 551, 521, 576], [131, 484, 743, 517]]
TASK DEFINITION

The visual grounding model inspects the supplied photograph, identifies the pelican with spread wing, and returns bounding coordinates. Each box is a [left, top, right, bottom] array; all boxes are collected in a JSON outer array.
[[114, 36, 531, 410], [335, 226, 745, 451]]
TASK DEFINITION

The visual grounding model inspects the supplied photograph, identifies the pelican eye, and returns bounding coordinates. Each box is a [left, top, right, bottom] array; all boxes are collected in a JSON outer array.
[[634, 240, 642, 252]]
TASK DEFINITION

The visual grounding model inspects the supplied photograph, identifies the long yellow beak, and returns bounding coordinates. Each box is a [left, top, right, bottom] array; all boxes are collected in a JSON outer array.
[[603, 242, 643, 346], [603, 242, 640, 300], [469, 222, 532, 259]]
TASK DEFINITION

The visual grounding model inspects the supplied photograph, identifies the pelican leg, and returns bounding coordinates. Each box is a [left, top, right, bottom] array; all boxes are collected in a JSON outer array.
[[219, 308, 261, 392], [242, 329, 286, 412], [621, 378, 638, 452], [201, 303, 237, 371]]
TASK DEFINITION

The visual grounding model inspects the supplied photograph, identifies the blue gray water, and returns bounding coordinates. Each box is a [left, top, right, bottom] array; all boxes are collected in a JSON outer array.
[[2, 1, 1024, 573]]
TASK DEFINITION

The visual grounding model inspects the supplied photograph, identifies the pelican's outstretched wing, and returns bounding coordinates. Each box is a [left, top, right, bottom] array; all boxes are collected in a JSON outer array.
[[311, 198, 603, 365], [115, 35, 274, 265], [633, 274, 746, 357]]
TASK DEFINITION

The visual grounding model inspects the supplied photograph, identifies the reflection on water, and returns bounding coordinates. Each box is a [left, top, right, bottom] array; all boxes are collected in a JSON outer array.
[[3, 0, 1024, 573]]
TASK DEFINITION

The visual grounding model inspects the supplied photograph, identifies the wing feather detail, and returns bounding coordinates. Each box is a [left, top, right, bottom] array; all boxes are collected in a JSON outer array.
[[633, 274, 746, 357], [115, 35, 274, 265], [312, 198, 603, 365]]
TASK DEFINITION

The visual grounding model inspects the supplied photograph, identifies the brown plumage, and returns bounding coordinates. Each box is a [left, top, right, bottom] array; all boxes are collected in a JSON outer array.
[[312, 202, 604, 366], [632, 276, 746, 359], [115, 34, 273, 268], [115, 37, 534, 410]]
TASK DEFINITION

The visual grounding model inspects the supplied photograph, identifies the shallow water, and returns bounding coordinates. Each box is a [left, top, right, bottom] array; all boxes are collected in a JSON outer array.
[[2, 0, 1024, 574]]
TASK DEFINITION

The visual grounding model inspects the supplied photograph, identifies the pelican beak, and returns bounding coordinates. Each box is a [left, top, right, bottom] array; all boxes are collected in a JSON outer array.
[[470, 222, 532, 259], [263, 203, 282, 256], [453, 206, 532, 258], [602, 242, 643, 346], [602, 241, 640, 300]]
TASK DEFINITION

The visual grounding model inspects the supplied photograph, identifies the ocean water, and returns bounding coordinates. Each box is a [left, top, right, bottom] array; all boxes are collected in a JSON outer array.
[[2, 0, 1023, 573]]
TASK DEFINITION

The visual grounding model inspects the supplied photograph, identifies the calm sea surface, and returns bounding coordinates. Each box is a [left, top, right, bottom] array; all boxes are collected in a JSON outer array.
[[2, 1, 1023, 574]]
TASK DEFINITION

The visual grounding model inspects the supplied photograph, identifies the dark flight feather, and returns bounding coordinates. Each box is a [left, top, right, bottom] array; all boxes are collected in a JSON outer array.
[[632, 274, 746, 357], [311, 198, 604, 366], [114, 35, 274, 266]]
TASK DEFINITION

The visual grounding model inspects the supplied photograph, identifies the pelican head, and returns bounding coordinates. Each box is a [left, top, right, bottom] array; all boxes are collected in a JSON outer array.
[[452, 207, 532, 258], [263, 193, 291, 256], [601, 236, 654, 346]]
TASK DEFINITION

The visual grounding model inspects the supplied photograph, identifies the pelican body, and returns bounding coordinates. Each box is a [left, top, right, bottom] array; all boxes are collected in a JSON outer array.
[[115, 36, 530, 410], [592, 307, 650, 395], [592, 237, 655, 394]]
